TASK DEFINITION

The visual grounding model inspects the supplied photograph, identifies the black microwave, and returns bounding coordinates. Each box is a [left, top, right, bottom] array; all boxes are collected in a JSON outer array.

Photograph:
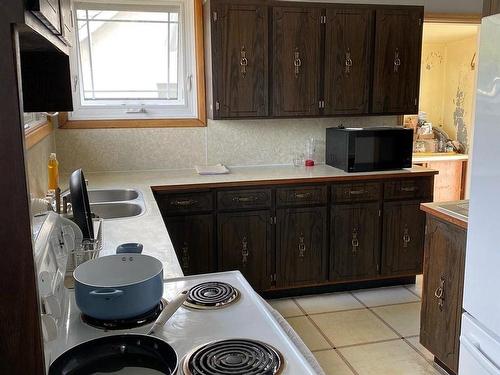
[[326, 126, 413, 172]]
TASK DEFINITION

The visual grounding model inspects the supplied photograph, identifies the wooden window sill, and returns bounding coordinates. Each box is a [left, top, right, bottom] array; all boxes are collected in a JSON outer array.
[[25, 120, 53, 149], [58, 117, 206, 129]]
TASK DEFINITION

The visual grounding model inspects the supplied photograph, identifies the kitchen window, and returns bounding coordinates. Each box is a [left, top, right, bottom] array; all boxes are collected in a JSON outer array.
[[66, 0, 205, 126]]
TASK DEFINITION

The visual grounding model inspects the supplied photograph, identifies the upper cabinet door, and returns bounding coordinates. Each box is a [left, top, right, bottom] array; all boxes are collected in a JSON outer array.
[[59, 0, 74, 46], [213, 4, 268, 118], [29, 0, 62, 35], [371, 8, 423, 114], [272, 7, 322, 117], [324, 8, 373, 115]]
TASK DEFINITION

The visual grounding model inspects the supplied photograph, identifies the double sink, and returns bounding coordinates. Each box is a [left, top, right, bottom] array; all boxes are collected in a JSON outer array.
[[86, 189, 145, 220]]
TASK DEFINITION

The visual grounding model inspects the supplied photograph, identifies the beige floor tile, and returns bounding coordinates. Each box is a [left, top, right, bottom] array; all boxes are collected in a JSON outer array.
[[339, 339, 442, 375], [406, 336, 435, 362], [313, 349, 354, 375], [268, 299, 303, 318], [295, 292, 364, 314], [406, 275, 423, 298], [286, 316, 331, 351], [352, 286, 420, 307], [311, 309, 398, 347], [372, 302, 421, 337]]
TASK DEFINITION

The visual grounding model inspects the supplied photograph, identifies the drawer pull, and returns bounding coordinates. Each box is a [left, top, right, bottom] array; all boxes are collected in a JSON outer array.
[[348, 189, 366, 196], [434, 276, 445, 311], [298, 233, 306, 258], [401, 186, 417, 192], [240, 46, 248, 77], [232, 196, 258, 203], [241, 236, 249, 265], [403, 227, 411, 248], [181, 242, 190, 271], [171, 199, 197, 207], [294, 192, 313, 199], [351, 228, 359, 255]]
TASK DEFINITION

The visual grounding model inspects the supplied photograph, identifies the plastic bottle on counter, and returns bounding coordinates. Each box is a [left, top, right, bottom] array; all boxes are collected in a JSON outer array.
[[48, 153, 59, 192]]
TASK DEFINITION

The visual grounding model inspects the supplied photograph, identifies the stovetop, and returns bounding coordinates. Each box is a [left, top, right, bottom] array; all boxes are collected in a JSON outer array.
[[47, 271, 316, 374]]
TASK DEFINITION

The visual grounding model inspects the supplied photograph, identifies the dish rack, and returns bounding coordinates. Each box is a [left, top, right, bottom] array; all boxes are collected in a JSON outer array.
[[65, 218, 103, 288]]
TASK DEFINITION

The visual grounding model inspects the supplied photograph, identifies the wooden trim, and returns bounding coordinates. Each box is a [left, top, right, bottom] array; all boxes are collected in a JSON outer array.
[[424, 12, 482, 24], [25, 120, 53, 149], [60, 0, 207, 129], [420, 203, 468, 230]]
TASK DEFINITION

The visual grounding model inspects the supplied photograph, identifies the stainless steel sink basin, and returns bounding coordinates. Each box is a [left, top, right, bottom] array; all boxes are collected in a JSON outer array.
[[90, 202, 144, 220], [87, 189, 140, 203]]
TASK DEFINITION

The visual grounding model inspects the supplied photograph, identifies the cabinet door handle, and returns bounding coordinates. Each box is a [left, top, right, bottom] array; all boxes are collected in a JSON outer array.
[[240, 46, 248, 77], [233, 196, 258, 203], [294, 48, 302, 78], [434, 276, 445, 311], [171, 199, 197, 207], [294, 192, 312, 199], [401, 186, 417, 192], [394, 48, 401, 73], [351, 228, 359, 255], [403, 227, 411, 248], [298, 233, 306, 258], [345, 48, 353, 74], [181, 242, 190, 271], [241, 236, 249, 265], [348, 189, 366, 196]]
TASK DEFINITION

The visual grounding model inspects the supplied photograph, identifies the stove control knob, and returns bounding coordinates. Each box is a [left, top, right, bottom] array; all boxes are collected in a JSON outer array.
[[43, 294, 61, 319], [41, 314, 58, 342]]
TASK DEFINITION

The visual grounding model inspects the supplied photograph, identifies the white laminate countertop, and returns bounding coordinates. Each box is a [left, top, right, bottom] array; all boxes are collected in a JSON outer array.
[[81, 164, 437, 277], [412, 153, 469, 163]]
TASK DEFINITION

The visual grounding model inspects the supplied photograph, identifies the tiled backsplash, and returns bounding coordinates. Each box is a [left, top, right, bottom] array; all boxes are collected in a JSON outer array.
[[55, 116, 399, 173]]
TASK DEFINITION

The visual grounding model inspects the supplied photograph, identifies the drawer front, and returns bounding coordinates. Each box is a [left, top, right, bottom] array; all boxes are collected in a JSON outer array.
[[157, 192, 213, 215], [332, 183, 381, 203], [384, 178, 433, 200], [276, 186, 327, 207], [217, 189, 271, 211]]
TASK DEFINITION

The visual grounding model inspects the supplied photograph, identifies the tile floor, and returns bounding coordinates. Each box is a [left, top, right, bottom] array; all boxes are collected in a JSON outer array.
[[268, 276, 447, 375]]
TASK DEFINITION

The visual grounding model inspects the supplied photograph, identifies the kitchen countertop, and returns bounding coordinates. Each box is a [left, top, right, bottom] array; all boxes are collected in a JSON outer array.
[[420, 200, 469, 229], [413, 153, 469, 163], [80, 164, 438, 277]]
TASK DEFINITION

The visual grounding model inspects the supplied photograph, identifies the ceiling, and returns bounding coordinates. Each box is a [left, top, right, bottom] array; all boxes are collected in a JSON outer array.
[[423, 23, 479, 44]]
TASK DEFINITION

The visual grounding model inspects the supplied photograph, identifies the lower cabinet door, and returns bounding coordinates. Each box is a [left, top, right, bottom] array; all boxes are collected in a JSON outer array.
[[276, 207, 327, 287], [382, 201, 425, 276], [420, 217, 466, 373], [331, 203, 380, 281], [218, 211, 272, 291], [165, 214, 215, 275]]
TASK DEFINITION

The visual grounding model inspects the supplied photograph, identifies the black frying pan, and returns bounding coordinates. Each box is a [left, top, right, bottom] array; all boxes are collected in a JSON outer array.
[[70, 169, 94, 240], [49, 291, 188, 375]]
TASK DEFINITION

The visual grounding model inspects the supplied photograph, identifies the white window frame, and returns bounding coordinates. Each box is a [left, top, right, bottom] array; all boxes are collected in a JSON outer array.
[[69, 0, 198, 121]]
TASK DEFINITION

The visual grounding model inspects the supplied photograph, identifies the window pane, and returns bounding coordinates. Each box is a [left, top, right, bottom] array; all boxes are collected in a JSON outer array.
[[76, 7, 181, 102]]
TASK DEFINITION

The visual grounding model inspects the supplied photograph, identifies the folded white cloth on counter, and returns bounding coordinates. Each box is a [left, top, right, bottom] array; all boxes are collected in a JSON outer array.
[[195, 164, 230, 175]]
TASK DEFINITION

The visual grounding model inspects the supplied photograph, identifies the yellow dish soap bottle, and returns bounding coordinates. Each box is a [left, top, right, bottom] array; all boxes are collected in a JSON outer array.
[[48, 153, 59, 192]]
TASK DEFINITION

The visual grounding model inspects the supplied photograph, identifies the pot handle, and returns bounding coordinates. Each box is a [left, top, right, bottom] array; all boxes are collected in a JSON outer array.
[[148, 290, 189, 336], [89, 289, 124, 299], [116, 243, 143, 254]]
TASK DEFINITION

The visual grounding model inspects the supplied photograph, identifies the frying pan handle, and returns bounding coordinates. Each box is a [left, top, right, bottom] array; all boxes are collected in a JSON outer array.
[[89, 289, 124, 299], [116, 243, 144, 254], [148, 290, 189, 336]]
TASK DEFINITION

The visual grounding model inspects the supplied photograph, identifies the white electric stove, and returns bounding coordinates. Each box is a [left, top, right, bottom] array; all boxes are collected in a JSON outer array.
[[35, 212, 322, 374]]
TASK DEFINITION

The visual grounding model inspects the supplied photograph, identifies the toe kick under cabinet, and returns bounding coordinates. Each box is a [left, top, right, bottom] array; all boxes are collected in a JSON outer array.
[[153, 175, 433, 294]]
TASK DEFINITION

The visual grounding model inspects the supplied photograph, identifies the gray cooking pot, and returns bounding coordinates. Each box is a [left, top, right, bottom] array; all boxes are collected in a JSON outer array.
[[74, 253, 163, 320]]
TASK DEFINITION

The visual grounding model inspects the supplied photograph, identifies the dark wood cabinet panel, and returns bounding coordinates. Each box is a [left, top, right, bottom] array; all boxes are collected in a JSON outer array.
[[217, 189, 271, 211], [324, 8, 373, 115], [59, 0, 73, 46], [382, 201, 425, 276], [28, 0, 62, 34], [212, 3, 268, 118], [372, 8, 423, 114], [165, 214, 215, 275], [272, 7, 322, 117], [331, 202, 380, 280], [155, 191, 214, 215], [332, 182, 381, 203], [218, 211, 272, 290], [276, 185, 327, 207], [420, 216, 466, 374], [483, 0, 500, 16], [276, 207, 327, 287]]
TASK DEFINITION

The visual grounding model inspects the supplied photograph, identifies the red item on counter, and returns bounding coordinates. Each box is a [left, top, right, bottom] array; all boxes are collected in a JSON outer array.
[[305, 160, 315, 167]]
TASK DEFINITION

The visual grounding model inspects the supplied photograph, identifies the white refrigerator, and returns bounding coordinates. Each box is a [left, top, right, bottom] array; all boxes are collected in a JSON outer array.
[[459, 13, 500, 375]]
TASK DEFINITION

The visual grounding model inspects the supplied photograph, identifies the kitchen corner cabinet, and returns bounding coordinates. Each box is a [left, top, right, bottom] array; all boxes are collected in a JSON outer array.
[[272, 7, 322, 117], [420, 216, 466, 374], [372, 8, 423, 114], [204, 1, 424, 119]]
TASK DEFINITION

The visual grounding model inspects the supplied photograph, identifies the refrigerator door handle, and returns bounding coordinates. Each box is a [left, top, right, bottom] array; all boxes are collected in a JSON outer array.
[[461, 335, 500, 374]]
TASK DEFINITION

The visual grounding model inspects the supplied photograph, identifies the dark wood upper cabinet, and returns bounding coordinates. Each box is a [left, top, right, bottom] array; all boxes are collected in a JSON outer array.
[[212, 3, 268, 118], [483, 0, 500, 16], [28, 0, 62, 35], [324, 8, 373, 115], [331, 202, 380, 281], [165, 214, 215, 275], [382, 201, 426, 276], [218, 211, 272, 291], [272, 7, 322, 117], [276, 207, 327, 287], [371, 8, 423, 114], [59, 0, 74, 46]]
